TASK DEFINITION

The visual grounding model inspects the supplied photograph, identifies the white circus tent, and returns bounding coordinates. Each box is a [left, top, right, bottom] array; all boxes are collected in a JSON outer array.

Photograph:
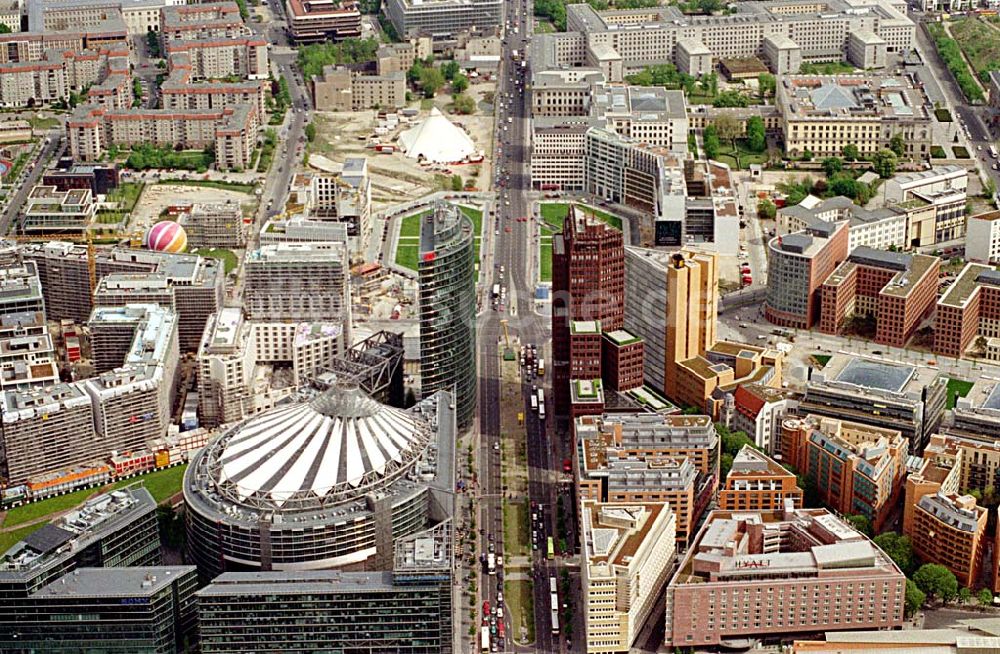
[[398, 107, 477, 163]]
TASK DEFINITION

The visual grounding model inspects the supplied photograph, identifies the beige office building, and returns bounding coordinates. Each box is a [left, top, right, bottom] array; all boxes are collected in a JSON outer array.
[[311, 65, 406, 111]]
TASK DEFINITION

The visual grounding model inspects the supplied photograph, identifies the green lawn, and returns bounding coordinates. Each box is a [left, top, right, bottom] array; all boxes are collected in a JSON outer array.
[[934, 108, 954, 122], [395, 205, 483, 271], [540, 202, 622, 231], [811, 354, 832, 368], [398, 210, 432, 237], [504, 579, 535, 644], [164, 179, 256, 194], [395, 242, 419, 271], [954, 145, 971, 159], [947, 378, 975, 409], [539, 239, 552, 282], [799, 61, 858, 75], [28, 116, 60, 131], [112, 464, 188, 503], [0, 522, 48, 554], [2, 464, 189, 529], [715, 139, 769, 169], [950, 18, 1000, 82], [931, 145, 947, 159], [194, 247, 239, 274], [95, 182, 145, 224], [503, 500, 530, 557]]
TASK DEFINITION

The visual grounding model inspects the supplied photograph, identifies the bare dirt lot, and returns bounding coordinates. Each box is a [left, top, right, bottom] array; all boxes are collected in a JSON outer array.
[[308, 81, 497, 212], [130, 183, 258, 237]]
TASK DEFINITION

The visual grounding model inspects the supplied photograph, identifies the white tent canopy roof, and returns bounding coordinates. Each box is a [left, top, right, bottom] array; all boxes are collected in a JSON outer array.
[[398, 107, 477, 163]]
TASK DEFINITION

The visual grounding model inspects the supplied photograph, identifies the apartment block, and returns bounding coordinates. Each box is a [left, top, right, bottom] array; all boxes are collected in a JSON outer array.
[[663, 508, 905, 648], [164, 37, 269, 80], [160, 2, 246, 43], [780, 414, 907, 532], [730, 384, 798, 454], [285, 0, 361, 43], [0, 486, 161, 644], [966, 211, 1000, 265], [23, 242, 224, 351], [161, 64, 267, 119], [0, 311, 58, 391], [311, 65, 406, 111], [177, 201, 246, 249], [765, 220, 850, 329], [934, 264, 1000, 359], [778, 75, 932, 159], [244, 243, 351, 340], [385, 0, 501, 40], [0, 259, 45, 317], [818, 247, 940, 348], [67, 103, 259, 171], [575, 412, 719, 546], [581, 502, 676, 653], [718, 446, 803, 512], [799, 354, 946, 454]]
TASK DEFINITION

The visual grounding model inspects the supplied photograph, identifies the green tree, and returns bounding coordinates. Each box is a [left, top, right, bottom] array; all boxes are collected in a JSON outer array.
[[845, 514, 872, 537], [757, 72, 776, 100], [452, 93, 476, 114], [984, 177, 997, 200], [822, 157, 843, 177], [978, 588, 994, 606], [889, 133, 906, 157], [757, 198, 777, 220], [441, 60, 460, 81], [712, 90, 750, 108], [304, 122, 317, 142], [746, 116, 766, 153], [703, 125, 720, 159], [713, 115, 741, 144], [0, 23, 10, 34], [959, 587, 973, 604], [801, 148, 813, 161], [451, 174, 463, 192], [419, 67, 444, 97], [452, 73, 469, 94], [905, 579, 926, 617], [872, 149, 897, 178], [914, 563, 959, 602], [873, 532, 915, 575], [842, 143, 860, 162]]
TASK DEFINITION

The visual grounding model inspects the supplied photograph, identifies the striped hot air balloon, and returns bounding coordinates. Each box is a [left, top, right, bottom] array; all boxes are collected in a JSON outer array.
[[144, 221, 188, 253]]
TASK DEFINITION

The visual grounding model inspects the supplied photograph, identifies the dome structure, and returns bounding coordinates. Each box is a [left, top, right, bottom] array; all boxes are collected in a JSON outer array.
[[145, 221, 187, 253], [398, 107, 477, 163], [183, 383, 453, 581], [216, 386, 431, 507]]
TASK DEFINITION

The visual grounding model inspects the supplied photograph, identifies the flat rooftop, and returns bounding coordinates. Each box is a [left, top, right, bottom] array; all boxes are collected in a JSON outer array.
[[32, 566, 196, 599], [834, 357, 915, 394]]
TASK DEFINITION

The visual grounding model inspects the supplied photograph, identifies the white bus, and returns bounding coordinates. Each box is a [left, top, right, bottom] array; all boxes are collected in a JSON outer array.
[[530, 395, 538, 411], [538, 402, 545, 421], [492, 283, 501, 298], [487, 553, 496, 575], [481, 626, 490, 652], [549, 577, 557, 594], [990, 145, 998, 159]]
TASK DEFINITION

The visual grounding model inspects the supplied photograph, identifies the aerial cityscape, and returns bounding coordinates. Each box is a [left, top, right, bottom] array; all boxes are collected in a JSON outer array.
[[6, 0, 1000, 652]]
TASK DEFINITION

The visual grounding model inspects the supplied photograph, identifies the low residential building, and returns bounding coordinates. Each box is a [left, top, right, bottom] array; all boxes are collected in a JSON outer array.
[[581, 502, 676, 653], [385, 0, 501, 40], [311, 65, 406, 111], [730, 384, 798, 454], [663, 508, 906, 648], [20, 185, 97, 234], [285, 0, 361, 43], [177, 201, 246, 249], [780, 414, 907, 532], [575, 412, 719, 546], [718, 446, 803, 512], [966, 210, 1000, 265], [935, 264, 1000, 359], [765, 221, 850, 329], [818, 247, 940, 348], [799, 354, 947, 454], [777, 75, 932, 160]]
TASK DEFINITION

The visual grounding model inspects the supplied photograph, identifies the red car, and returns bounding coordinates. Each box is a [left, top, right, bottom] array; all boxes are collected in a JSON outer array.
[[563, 458, 572, 473], [483, 601, 490, 615], [504, 226, 511, 232]]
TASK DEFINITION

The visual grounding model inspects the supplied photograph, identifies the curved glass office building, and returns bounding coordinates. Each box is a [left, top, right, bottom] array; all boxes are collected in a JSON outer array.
[[418, 203, 477, 430]]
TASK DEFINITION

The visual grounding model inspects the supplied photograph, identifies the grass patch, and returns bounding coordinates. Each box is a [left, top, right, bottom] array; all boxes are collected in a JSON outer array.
[[539, 239, 552, 282], [541, 202, 622, 231], [395, 244, 418, 271], [949, 18, 1000, 84], [811, 354, 832, 368], [503, 579, 535, 644], [94, 182, 144, 225], [420, 98, 434, 110], [799, 60, 858, 75], [954, 145, 971, 159], [28, 116, 60, 131], [395, 205, 483, 271], [112, 464, 187, 503], [194, 248, 239, 274], [2, 465, 189, 529], [716, 139, 769, 169], [931, 145, 947, 159], [0, 522, 48, 554], [947, 378, 975, 409], [935, 108, 954, 122], [399, 210, 432, 237], [458, 205, 483, 264], [503, 500, 530, 557], [163, 179, 256, 194]]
